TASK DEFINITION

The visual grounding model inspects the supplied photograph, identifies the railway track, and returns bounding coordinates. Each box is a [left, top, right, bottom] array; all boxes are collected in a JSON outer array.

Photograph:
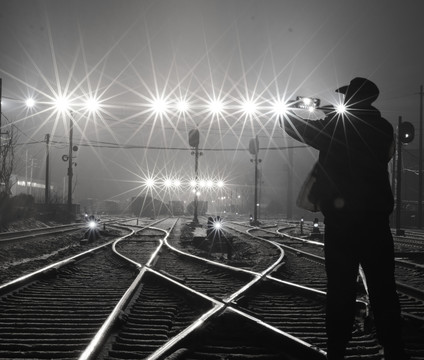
[[0, 217, 131, 243], [92, 217, 327, 360], [0, 241, 138, 359], [265, 221, 424, 359], [0, 216, 422, 359], [0, 223, 86, 243], [0, 219, 134, 286]]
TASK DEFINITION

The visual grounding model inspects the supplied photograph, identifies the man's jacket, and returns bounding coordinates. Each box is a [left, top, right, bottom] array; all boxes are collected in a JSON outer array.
[[284, 107, 394, 216]]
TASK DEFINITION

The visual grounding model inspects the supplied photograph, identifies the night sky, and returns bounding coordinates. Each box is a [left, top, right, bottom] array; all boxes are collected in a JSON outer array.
[[1, 0, 423, 213]]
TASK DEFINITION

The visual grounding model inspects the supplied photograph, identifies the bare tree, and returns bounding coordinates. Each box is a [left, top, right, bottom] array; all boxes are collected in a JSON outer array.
[[0, 123, 18, 196]]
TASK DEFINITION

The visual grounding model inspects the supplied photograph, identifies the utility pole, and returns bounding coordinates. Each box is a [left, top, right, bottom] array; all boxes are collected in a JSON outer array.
[[396, 117, 415, 235], [25, 150, 28, 193], [67, 114, 74, 215], [396, 116, 404, 235], [254, 150, 259, 223], [0, 78, 2, 172], [45, 134, 50, 204], [189, 129, 201, 225], [418, 85, 423, 228], [30, 158, 35, 195], [287, 138, 293, 219], [193, 144, 200, 224], [249, 135, 261, 226], [0, 78, 2, 151]]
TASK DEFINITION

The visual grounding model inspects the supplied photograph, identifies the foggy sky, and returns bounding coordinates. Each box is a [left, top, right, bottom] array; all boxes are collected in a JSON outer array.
[[1, 0, 423, 211]]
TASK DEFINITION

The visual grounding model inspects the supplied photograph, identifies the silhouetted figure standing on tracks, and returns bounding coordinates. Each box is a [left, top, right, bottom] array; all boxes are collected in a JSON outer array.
[[280, 77, 408, 360]]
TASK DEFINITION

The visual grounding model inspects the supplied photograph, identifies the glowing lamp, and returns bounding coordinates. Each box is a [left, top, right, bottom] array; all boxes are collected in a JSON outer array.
[[208, 99, 224, 115], [296, 96, 320, 110], [216, 180, 225, 188], [241, 100, 258, 115], [272, 100, 288, 115], [399, 121, 415, 144], [335, 104, 347, 114], [25, 98, 35, 108], [85, 97, 100, 112], [145, 178, 156, 188], [176, 100, 190, 113], [151, 97, 169, 115], [213, 221, 222, 230], [164, 179, 173, 188], [54, 95, 71, 112]]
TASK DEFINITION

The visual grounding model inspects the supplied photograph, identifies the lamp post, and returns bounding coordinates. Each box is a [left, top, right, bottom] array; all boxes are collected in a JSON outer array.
[[396, 116, 415, 235], [189, 129, 201, 224], [287, 138, 293, 219], [45, 134, 50, 204], [67, 113, 74, 215], [418, 85, 423, 228], [0, 78, 2, 152], [61, 112, 78, 218], [249, 135, 261, 226]]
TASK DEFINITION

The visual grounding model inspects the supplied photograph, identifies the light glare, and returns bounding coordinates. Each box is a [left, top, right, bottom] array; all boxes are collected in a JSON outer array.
[[85, 97, 100, 112], [272, 100, 288, 115], [336, 104, 347, 114], [176, 99, 190, 113], [208, 99, 224, 115], [241, 100, 258, 115], [25, 98, 35, 108], [145, 178, 156, 188], [151, 97, 169, 115], [54, 95, 71, 112]]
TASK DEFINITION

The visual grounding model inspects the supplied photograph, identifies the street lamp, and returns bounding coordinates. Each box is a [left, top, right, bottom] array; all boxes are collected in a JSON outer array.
[[189, 128, 202, 224], [52, 95, 78, 218], [249, 135, 261, 226], [63, 112, 79, 217]]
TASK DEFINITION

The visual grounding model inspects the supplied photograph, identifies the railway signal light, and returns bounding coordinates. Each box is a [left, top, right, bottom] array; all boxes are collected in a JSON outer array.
[[188, 129, 200, 148], [398, 121, 415, 144], [249, 136, 259, 155], [310, 217, 322, 240]]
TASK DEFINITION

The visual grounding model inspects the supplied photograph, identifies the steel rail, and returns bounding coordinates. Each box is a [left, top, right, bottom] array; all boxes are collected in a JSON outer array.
[[79, 217, 352, 360], [143, 222, 329, 360], [78, 267, 148, 360], [78, 218, 179, 360], [228, 306, 327, 359], [0, 229, 134, 295]]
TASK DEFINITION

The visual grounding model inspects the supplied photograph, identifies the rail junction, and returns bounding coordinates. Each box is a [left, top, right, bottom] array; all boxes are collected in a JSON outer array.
[[0, 216, 423, 359]]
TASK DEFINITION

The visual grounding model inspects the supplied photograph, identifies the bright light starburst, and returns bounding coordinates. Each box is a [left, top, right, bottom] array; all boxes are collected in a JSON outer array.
[[207, 99, 224, 115], [54, 95, 72, 113], [241, 99, 258, 116], [271, 99, 289, 116], [150, 97, 170, 115], [84, 97, 101, 113], [335, 103, 347, 114], [175, 99, 190, 113], [25, 98, 35, 108]]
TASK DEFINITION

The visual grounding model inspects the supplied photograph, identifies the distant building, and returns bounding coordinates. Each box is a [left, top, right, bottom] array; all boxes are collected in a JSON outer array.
[[169, 200, 184, 215], [79, 197, 122, 215], [10, 175, 56, 203]]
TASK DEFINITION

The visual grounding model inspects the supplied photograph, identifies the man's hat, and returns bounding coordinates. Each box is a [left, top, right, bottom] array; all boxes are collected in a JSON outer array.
[[336, 77, 379, 103]]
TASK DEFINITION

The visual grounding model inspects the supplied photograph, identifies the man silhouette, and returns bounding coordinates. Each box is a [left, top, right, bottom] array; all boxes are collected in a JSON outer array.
[[281, 77, 408, 360]]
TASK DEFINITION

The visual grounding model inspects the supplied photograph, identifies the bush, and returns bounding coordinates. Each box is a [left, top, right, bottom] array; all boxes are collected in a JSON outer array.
[[0, 193, 35, 229]]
